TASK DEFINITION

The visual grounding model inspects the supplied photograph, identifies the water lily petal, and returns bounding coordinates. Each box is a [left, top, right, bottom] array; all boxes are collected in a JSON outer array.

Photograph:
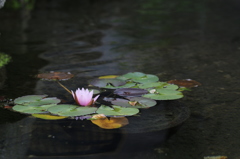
[[72, 88, 98, 106]]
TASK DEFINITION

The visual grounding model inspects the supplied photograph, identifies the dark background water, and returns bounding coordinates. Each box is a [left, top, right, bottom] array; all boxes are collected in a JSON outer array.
[[1, 0, 240, 158]]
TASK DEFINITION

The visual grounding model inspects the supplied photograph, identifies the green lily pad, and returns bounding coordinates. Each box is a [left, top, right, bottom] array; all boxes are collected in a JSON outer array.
[[137, 82, 179, 90], [14, 95, 48, 105], [137, 82, 167, 89], [155, 88, 182, 95], [111, 97, 157, 108], [89, 78, 126, 88], [117, 72, 159, 84], [143, 89, 183, 100], [104, 82, 136, 89], [162, 84, 179, 90], [91, 89, 100, 94], [117, 72, 147, 80], [12, 104, 56, 114], [24, 97, 61, 106], [96, 105, 139, 116], [48, 104, 97, 116]]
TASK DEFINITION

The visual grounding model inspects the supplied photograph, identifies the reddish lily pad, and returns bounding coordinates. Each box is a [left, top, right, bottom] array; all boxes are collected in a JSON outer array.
[[36, 71, 74, 81], [167, 79, 201, 88]]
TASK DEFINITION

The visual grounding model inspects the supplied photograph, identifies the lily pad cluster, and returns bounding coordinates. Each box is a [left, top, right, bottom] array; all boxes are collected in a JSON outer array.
[[11, 72, 188, 122], [89, 72, 184, 101], [12, 95, 140, 118]]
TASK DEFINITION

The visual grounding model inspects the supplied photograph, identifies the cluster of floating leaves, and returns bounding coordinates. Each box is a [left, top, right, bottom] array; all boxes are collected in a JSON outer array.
[[89, 72, 185, 101], [10, 72, 201, 129]]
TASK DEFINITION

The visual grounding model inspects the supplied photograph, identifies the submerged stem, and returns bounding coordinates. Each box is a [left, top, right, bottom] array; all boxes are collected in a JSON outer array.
[[56, 80, 72, 94]]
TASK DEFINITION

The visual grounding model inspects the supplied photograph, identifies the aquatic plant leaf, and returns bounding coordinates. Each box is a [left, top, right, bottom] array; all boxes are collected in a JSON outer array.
[[163, 84, 179, 90], [91, 117, 129, 129], [116, 72, 146, 80], [103, 82, 136, 89], [111, 97, 157, 108], [96, 105, 139, 116], [114, 88, 148, 96], [133, 75, 159, 84], [155, 88, 182, 95], [24, 97, 61, 106], [36, 71, 74, 81], [98, 75, 119, 79], [137, 82, 167, 89], [14, 95, 48, 105], [32, 114, 67, 120], [117, 72, 159, 84], [91, 114, 107, 119], [48, 104, 97, 116], [110, 98, 130, 107], [89, 78, 126, 88], [167, 79, 201, 88], [143, 91, 183, 100], [178, 87, 191, 91], [12, 104, 56, 114], [89, 89, 100, 94]]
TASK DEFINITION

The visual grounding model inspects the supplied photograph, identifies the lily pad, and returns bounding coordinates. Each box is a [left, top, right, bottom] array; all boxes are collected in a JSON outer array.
[[114, 88, 148, 96], [14, 95, 48, 105], [143, 89, 183, 100], [87, 88, 100, 94], [156, 88, 182, 95], [89, 78, 126, 88], [98, 75, 119, 79], [163, 84, 179, 90], [96, 105, 139, 116], [116, 72, 147, 80], [111, 97, 157, 108], [32, 114, 67, 120], [36, 71, 74, 81], [24, 97, 61, 106], [117, 72, 159, 84], [48, 104, 97, 116], [12, 104, 56, 114], [104, 82, 136, 89], [91, 117, 129, 129], [137, 82, 167, 89], [167, 79, 201, 88]]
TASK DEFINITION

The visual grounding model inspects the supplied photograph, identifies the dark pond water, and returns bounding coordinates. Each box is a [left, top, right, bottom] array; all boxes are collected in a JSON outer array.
[[1, 0, 240, 158]]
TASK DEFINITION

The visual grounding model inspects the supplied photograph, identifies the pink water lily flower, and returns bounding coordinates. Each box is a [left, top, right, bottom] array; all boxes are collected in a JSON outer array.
[[71, 88, 99, 106]]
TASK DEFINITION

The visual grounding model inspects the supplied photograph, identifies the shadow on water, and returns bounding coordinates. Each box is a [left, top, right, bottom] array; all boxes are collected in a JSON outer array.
[[1, 0, 240, 158], [0, 100, 189, 159]]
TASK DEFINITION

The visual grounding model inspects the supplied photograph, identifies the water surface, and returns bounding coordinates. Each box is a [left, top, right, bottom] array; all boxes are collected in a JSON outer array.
[[1, 0, 240, 158]]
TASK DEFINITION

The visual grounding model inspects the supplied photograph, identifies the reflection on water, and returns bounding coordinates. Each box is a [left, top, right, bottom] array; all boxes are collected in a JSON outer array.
[[1, 0, 240, 158]]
